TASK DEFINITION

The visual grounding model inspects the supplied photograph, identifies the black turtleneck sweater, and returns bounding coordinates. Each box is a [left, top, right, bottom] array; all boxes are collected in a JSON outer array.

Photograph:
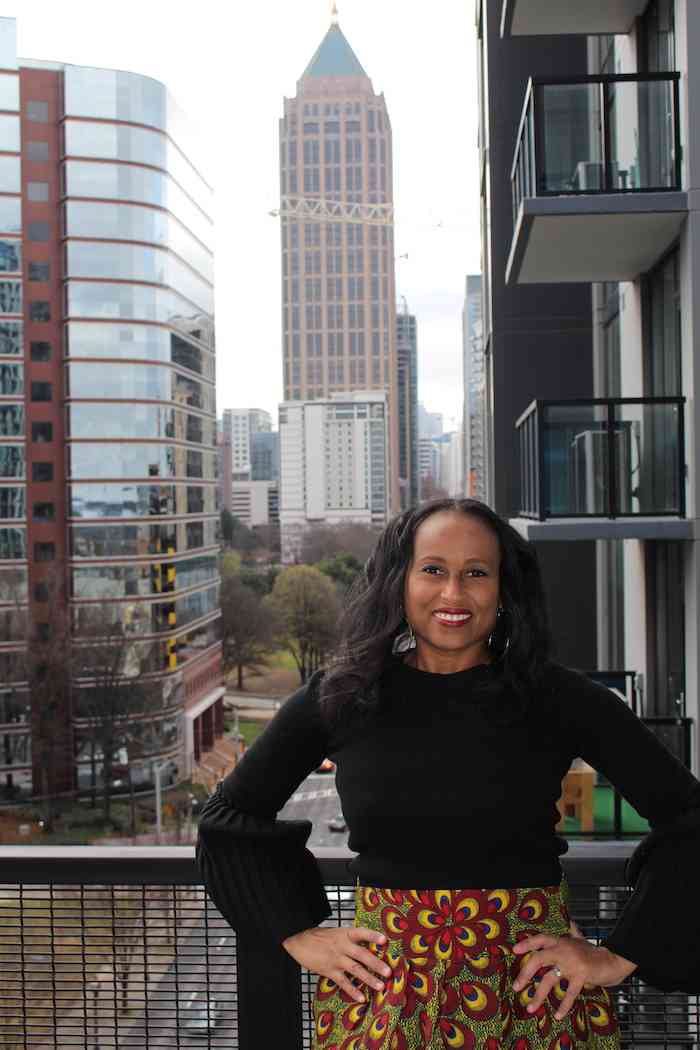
[[197, 658, 700, 993]]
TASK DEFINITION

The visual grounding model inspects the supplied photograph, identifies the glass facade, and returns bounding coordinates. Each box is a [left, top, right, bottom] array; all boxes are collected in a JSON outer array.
[[62, 62, 220, 720]]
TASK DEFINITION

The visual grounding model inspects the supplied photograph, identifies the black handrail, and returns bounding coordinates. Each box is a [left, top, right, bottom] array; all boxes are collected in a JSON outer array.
[[512, 72, 682, 224]]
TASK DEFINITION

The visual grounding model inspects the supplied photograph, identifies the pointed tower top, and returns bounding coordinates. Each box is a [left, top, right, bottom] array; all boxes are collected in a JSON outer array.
[[331, 2, 339, 25], [300, 21, 368, 80]]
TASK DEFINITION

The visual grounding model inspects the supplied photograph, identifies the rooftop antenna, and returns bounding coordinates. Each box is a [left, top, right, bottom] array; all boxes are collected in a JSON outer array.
[[331, 1, 339, 24]]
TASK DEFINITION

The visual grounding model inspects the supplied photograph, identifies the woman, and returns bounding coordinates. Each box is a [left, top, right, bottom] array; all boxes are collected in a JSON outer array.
[[197, 498, 700, 1049]]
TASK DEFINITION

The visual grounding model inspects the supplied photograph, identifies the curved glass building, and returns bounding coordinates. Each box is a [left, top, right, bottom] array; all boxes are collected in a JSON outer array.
[[0, 18, 223, 800]]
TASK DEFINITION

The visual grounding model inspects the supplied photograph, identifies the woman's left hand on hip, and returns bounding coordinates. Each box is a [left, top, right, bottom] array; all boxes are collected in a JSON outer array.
[[511, 933, 638, 1020]]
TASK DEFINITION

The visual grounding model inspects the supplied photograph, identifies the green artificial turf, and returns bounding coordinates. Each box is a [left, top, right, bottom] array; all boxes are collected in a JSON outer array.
[[562, 784, 650, 836]]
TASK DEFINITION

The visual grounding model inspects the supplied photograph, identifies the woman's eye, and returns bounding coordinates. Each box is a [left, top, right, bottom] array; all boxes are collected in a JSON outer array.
[[421, 565, 443, 575], [466, 569, 486, 577]]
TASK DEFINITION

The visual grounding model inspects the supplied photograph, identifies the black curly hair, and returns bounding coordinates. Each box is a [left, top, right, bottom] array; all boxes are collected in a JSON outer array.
[[318, 498, 552, 729]]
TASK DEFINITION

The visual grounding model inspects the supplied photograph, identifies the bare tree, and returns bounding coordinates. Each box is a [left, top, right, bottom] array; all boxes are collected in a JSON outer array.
[[300, 522, 380, 565], [220, 574, 277, 690], [71, 607, 163, 827]]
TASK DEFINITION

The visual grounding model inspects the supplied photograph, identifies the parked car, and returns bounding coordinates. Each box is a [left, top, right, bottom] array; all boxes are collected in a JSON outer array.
[[179, 993, 220, 1034], [327, 812, 347, 832], [316, 758, 336, 774]]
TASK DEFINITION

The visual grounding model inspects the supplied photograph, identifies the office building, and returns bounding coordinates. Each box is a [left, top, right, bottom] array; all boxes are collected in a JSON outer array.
[[418, 403, 443, 440], [396, 306, 419, 508], [0, 18, 223, 800], [463, 274, 487, 500], [251, 430, 280, 483], [477, 0, 597, 669], [279, 391, 389, 562], [231, 480, 279, 530], [279, 11, 399, 510], [495, 0, 699, 755], [222, 407, 272, 480]]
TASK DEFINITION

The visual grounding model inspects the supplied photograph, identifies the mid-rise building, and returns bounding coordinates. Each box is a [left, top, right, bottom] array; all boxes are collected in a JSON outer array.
[[493, 0, 699, 764], [279, 12, 399, 510], [418, 403, 443, 440], [396, 306, 419, 508], [462, 274, 487, 500], [251, 430, 280, 483], [278, 391, 389, 562], [440, 430, 464, 500], [0, 18, 223, 800], [231, 480, 279, 530], [222, 407, 272, 480]]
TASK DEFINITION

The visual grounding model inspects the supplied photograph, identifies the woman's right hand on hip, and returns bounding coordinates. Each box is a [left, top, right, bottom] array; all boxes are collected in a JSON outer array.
[[281, 925, 392, 1003]]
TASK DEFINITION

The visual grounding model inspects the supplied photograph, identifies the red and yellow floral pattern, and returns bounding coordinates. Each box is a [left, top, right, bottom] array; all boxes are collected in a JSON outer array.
[[311, 879, 620, 1050]]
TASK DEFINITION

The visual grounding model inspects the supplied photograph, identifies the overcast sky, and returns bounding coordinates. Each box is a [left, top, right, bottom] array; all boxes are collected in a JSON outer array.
[[12, 0, 481, 431]]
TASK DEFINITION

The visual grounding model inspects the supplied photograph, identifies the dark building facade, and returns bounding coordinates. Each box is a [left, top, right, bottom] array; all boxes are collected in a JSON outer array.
[[396, 307, 419, 508], [477, 0, 597, 667]]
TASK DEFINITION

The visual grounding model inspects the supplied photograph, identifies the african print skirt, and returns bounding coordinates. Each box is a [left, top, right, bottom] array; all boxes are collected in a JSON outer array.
[[311, 878, 620, 1050]]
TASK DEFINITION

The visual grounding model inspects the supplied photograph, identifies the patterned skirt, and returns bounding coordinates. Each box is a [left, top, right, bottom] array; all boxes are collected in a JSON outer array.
[[311, 878, 621, 1050]]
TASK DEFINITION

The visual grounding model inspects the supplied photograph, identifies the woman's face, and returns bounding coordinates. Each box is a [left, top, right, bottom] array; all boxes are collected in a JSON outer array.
[[403, 510, 501, 667]]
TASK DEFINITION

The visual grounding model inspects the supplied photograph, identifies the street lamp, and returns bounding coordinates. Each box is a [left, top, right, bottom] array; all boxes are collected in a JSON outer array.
[[153, 761, 169, 844]]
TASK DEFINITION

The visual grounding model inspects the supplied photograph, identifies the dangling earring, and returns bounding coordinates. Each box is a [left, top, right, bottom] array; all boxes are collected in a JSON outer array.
[[488, 605, 510, 660], [393, 619, 416, 654]]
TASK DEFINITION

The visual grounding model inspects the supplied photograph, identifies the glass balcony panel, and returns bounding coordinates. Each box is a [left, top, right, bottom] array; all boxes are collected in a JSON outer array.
[[539, 83, 602, 194], [607, 79, 677, 190], [542, 404, 609, 515], [615, 402, 681, 514]]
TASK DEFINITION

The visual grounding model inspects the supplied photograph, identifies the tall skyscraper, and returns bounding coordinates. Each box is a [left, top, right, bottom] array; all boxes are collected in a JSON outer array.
[[396, 306, 419, 508], [278, 11, 399, 510], [0, 18, 223, 800], [462, 274, 486, 500]]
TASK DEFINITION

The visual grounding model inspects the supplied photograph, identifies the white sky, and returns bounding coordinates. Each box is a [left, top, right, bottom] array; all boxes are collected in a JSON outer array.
[[12, 0, 481, 431]]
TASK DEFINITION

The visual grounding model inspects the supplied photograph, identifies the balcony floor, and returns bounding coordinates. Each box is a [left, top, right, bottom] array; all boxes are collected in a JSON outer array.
[[509, 516, 695, 541], [501, 0, 648, 37], [506, 193, 687, 284]]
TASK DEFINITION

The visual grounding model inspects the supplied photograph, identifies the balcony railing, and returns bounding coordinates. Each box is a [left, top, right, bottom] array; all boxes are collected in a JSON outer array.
[[516, 397, 685, 521], [0, 846, 698, 1049], [0, 845, 698, 1048], [511, 73, 682, 227]]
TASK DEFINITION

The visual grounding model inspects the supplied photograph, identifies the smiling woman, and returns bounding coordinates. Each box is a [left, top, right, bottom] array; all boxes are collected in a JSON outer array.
[[198, 498, 700, 1050]]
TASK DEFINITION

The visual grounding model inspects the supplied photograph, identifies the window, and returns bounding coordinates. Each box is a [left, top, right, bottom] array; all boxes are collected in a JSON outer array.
[[34, 582, 49, 602], [33, 502, 54, 521], [31, 381, 52, 402], [29, 301, 50, 322], [26, 141, 49, 162], [27, 182, 49, 203], [27, 222, 49, 242], [26, 101, 49, 123], [30, 341, 51, 361], [35, 622, 51, 642], [28, 262, 50, 282], [32, 462, 53, 482], [0, 281, 20, 313], [0, 240, 20, 273], [32, 422, 53, 443], [34, 542, 55, 562]]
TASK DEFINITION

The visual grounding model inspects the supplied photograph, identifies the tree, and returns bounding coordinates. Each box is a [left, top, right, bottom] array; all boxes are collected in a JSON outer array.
[[220, 508, 235, 546], [71, 607, 163, 826], [265, 566, 341, 683], [300, 521, 380, 565], [220, 575, 277, 689], [317, 552, 363, 595]]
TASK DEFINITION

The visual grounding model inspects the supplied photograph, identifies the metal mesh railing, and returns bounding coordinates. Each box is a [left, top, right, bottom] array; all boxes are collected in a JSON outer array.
[[0, 846, 697, 1049]]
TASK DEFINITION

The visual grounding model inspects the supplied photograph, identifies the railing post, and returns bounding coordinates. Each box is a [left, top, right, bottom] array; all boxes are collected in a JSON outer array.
[[536, 402, 545, 520], [607, 400, 616, 518], [237, 937, 304, 1050]]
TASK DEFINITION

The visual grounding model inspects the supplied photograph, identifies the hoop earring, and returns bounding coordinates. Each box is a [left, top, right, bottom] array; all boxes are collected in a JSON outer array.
[[393, 620, 416, 654]]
